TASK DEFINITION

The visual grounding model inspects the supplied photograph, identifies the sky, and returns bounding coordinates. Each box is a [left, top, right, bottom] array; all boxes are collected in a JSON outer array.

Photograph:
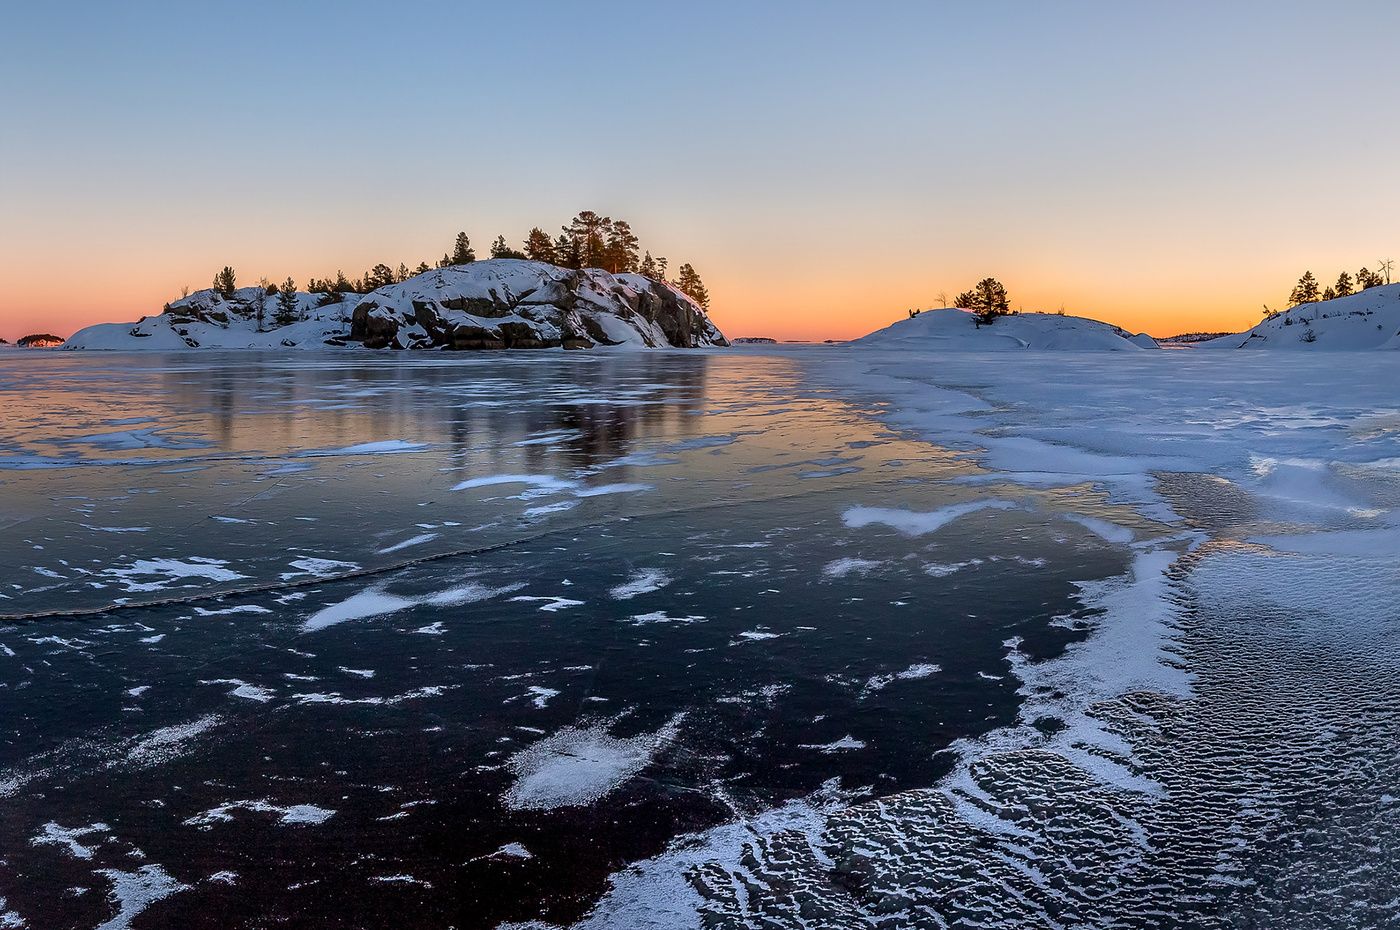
[[3, 1, 1399, 343]]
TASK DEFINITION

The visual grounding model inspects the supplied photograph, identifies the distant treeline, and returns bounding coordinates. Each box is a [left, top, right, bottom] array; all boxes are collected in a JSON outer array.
[[205, 211, 709, 311]]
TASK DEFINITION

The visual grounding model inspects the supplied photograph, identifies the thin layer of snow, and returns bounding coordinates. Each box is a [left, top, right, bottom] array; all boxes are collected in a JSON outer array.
[[503, 716, 684, 810], [609, 569, 671, 599], [94, 864, 190, 930], [842, 500, 1015, 536], [183, 800, 335, 830]]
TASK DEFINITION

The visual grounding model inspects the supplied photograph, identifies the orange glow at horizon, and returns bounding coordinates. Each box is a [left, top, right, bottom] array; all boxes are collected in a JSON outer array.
[[0, 254, 1372, 346]]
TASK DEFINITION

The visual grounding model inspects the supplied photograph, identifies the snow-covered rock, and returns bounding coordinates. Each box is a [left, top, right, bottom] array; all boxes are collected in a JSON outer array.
[[854, 308, 1145, 351], [65, 287, 363, 350], [1198, 283, 1400, 350], [64, 260, 727, 351]]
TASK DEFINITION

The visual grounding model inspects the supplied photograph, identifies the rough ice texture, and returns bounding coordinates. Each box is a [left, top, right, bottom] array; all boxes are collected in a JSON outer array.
[[502, 716, 683, 811], [63, 260, 727, 352], [854, 307, 1148, 351]]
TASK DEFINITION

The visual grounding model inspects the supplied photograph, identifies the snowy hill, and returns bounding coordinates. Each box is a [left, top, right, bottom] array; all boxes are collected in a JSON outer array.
[[854, 308, 1151, 351], [1198, 283, 1400, 350], [64, 260, 727, 351]]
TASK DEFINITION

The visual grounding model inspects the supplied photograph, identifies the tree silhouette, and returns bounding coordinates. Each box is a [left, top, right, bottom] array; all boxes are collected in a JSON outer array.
[[1289, 271, 1320, 306], [450, 232, 476, 265], [524, 228, 557, 263], [675, 263, 710, 310], [1357, 266, 1384, 290], [275, 278, 299, 326], [605, 220, 639, 274], [1334, 270, 1354, 298], [213, 266, 236, 297]]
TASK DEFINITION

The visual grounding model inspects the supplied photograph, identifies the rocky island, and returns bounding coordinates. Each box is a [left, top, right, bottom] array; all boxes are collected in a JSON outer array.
[[64, 259, 728, 352]]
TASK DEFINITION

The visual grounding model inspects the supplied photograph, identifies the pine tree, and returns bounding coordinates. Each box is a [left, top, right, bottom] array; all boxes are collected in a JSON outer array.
[[1334, 270, 1354, 298], [605, 220, 640, 274], [638, 251, 659, 279], [1289, 271, 1320, 306], [213, 266, 237, 297], [415, 261, 431, 275], [524, 227, 557, 263], [970, 278, 1010, 324], [489, 235, 526, 260], [1322, 286, 1337, 302], [566, 211, 611, 268], [675, 263, 710, 310], [451, 232, 476, 265], [364, 263, 396, 291], [396, 263, 409, 283], [1357, 266, 1384, 290], [276, 277, 299, 326], [555, 232, 581, 270]]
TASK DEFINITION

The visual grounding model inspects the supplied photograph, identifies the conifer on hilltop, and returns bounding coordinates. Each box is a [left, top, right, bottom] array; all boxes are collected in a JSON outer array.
[[1357, 266, 1384, 290], [1334, 270, 1354, 298], [675, 263, 709, 310], [275, 278, 299, 325], [523, 228, 556, 264], [213, 266, 236, 298], [490, 235, 527, 260], [1289, 271, 1320, 306]]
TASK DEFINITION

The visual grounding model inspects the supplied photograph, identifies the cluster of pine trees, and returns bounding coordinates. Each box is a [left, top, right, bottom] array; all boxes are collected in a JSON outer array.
[[212, 211, 711, 316], [1287, 261, 1392, 307], [954, 278, 1012, 325]]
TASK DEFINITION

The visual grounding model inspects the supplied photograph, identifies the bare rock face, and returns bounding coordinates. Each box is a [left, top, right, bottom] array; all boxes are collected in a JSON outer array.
[[347, 260, 727, 351]]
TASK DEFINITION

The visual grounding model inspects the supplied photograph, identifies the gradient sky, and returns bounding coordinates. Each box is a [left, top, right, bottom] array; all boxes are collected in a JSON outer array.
[[3, 1, 1399, 343]]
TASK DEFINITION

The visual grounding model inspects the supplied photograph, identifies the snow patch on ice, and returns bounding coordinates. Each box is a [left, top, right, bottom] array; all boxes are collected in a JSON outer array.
[[183, 800, 335, 830], [30, 821, 109, 859], [94, 864, 189, 930], [610, 569, 672, 600], [843, 500, 1016, 536], [822, 557, 887, 578], [503, 715, 684, 810]]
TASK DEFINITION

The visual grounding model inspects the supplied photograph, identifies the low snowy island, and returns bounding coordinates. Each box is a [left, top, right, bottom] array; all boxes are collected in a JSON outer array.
[[855, 308, 1159, 351], [64, 260, 728, 352]]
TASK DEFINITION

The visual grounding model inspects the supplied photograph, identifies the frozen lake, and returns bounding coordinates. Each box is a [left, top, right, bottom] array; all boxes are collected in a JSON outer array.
[[2, 347, 1398, 929]]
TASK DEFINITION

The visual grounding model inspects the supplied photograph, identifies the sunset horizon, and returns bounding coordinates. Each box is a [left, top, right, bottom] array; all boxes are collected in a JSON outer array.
[[5, 3, 1398, 344]]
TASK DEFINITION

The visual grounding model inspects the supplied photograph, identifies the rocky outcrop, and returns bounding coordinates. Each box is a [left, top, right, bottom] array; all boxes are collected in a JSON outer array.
[[63, 260, 728, 352], [347, 261, 727, 351]]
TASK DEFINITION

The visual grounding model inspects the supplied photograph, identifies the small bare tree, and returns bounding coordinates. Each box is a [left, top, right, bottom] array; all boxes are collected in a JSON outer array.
[[935, 290, 948, 308], [1381, 259, 1395, 286]]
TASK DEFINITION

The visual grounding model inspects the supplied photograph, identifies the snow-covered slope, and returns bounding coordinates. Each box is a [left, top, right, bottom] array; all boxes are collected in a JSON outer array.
[[65, 288, 363, 350], [1198, 283, 1400, 350], [64, 260, 727, 351], [854, 308, 1150, 351]]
